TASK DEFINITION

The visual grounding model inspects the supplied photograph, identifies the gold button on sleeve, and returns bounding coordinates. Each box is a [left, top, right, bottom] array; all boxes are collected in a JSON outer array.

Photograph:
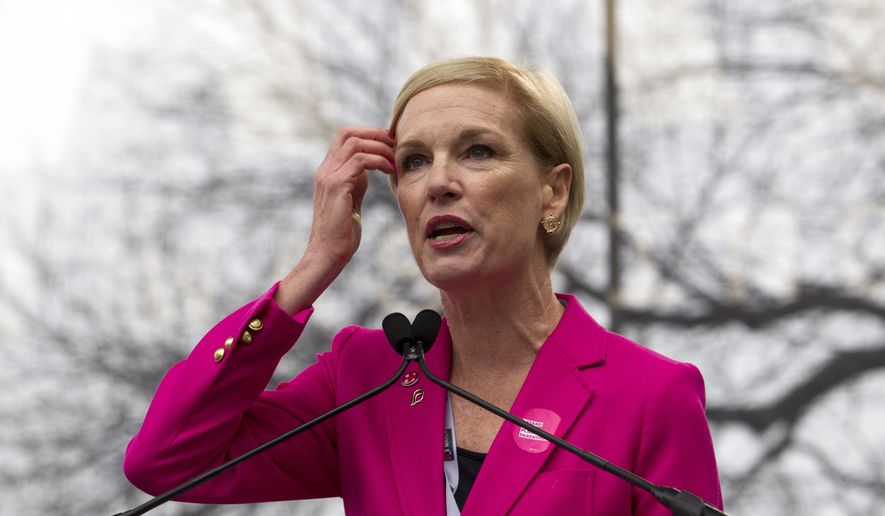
[[248, 318, 263, 331], [224, 336, 234, 350], [241, 330, 253, 345], [213, 348, 225, 362]]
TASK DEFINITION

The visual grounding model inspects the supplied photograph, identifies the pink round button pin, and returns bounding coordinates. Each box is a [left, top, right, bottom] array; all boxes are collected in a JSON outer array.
[[513, 408, 561, 453]]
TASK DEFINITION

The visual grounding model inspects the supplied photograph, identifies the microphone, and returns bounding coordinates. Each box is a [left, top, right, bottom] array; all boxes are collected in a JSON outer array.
[[411, 309, 441, 352], [398, 311, 726, 516], [382, 312, 415, 355]]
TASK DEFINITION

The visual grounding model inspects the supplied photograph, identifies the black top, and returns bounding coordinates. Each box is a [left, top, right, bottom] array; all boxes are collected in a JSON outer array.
[[454, 447, 487, 510]]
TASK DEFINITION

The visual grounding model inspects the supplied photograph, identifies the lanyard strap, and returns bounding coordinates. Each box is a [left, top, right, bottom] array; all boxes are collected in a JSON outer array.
[[443, 394, 461, 516]]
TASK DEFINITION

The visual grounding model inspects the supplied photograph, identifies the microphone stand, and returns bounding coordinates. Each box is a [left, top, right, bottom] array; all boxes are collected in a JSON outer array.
[[405, 338, 727, 516], [113, 358, 411, 516]]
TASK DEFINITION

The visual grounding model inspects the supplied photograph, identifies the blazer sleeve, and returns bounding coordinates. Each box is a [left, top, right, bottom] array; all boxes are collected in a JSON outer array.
[[123, 283, 352, 503], [631, 362, 724, 514]]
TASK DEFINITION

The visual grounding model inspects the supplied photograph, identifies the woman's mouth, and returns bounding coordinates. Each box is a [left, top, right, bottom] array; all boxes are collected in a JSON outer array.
[[430, 222, 470, 240], [426, 216, 474, 247]]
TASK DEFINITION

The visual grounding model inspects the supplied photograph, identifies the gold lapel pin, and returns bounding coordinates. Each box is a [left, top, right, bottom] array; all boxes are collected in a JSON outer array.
[[410, 388, 425, 406]]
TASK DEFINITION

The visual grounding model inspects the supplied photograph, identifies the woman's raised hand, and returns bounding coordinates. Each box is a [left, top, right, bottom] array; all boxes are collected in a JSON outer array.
[[308, 127, 396, 266], [275, 127, 396, 315]]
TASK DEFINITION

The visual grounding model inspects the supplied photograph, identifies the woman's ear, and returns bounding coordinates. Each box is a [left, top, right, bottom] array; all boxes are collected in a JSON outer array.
[[543, 163, 572, 217]]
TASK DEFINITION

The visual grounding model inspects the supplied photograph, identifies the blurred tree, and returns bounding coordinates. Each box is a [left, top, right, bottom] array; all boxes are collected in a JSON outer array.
[[0, 0, 882, 515]]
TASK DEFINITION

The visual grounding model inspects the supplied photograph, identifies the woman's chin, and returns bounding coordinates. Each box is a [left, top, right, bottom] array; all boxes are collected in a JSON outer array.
[[419, 263, 485, 293]]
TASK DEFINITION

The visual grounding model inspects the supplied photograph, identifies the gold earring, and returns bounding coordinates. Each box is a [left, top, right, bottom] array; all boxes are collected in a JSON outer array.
[[542, 214, 561, 234]]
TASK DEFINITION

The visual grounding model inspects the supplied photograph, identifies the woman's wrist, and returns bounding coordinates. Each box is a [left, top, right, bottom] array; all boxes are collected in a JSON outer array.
[[274, 251, 344, 315]]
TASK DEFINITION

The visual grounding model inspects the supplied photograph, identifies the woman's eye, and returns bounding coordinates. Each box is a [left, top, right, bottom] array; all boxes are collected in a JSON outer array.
[[467, 144, 493, 160], [401, 155, 428, 170]]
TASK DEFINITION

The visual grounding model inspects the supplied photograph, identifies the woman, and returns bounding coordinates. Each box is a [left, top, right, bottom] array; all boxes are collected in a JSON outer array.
[[124, 57, 723, 515]]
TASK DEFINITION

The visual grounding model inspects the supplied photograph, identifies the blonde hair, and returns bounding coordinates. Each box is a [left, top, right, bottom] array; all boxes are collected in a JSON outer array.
[[388, 56, 585, 265]]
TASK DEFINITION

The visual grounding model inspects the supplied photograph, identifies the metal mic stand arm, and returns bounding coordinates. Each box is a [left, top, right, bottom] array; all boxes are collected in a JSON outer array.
[[409, 343, 725, 516], [114, 358, 411, 516]]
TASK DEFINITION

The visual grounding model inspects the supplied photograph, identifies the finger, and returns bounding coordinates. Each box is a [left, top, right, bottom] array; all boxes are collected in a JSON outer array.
[[340, 136, 396, 163], [327, 151, 395, 184], [352, 166, 369, 211], [323, 135, 395, 173], [332, 126, 395, 149], [318, 153, 392, 202], [342, 152, 396, 177]]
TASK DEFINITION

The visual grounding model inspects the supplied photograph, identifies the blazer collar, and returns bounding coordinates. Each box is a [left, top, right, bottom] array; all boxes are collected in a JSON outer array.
[[463, 293, 607, 515], [546, 292, 608, 371]]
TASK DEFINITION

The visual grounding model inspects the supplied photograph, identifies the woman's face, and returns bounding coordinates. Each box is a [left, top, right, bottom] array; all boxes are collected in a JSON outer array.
[[393, 83, 566, 292]]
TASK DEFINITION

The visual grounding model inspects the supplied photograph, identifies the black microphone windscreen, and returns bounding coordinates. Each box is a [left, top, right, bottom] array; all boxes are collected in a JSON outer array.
[[382, 312, 414, 355], [412, 309, 441, 352]]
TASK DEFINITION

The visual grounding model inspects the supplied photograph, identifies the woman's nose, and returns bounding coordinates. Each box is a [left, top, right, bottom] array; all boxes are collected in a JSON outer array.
[[426, 159, 462, 201]]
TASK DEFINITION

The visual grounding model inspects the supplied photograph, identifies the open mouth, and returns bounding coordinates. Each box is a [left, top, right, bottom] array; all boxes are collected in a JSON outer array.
[[426, 217, 474, 242]]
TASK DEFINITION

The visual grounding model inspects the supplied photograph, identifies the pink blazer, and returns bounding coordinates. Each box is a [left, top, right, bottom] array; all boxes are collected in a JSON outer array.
[[124, 283, 723, 515]]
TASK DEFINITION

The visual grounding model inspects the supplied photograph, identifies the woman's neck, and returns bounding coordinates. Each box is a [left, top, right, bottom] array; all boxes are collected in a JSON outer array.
[[440, 263, 564, 381]]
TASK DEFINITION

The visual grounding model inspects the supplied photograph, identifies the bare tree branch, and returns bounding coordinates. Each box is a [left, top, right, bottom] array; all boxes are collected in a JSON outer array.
[[708, 346, 885, 432]]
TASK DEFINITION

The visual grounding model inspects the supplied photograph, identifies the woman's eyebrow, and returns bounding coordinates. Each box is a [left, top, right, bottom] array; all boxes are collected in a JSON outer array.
[[394, 138, 423, 154], [455, 127, 500, 142], [395, 127, 501, 153]]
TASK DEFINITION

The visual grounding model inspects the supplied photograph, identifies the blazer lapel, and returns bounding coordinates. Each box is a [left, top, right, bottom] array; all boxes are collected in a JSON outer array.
[[385, 319, 452, 515], [463, 294, 607, 515]]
